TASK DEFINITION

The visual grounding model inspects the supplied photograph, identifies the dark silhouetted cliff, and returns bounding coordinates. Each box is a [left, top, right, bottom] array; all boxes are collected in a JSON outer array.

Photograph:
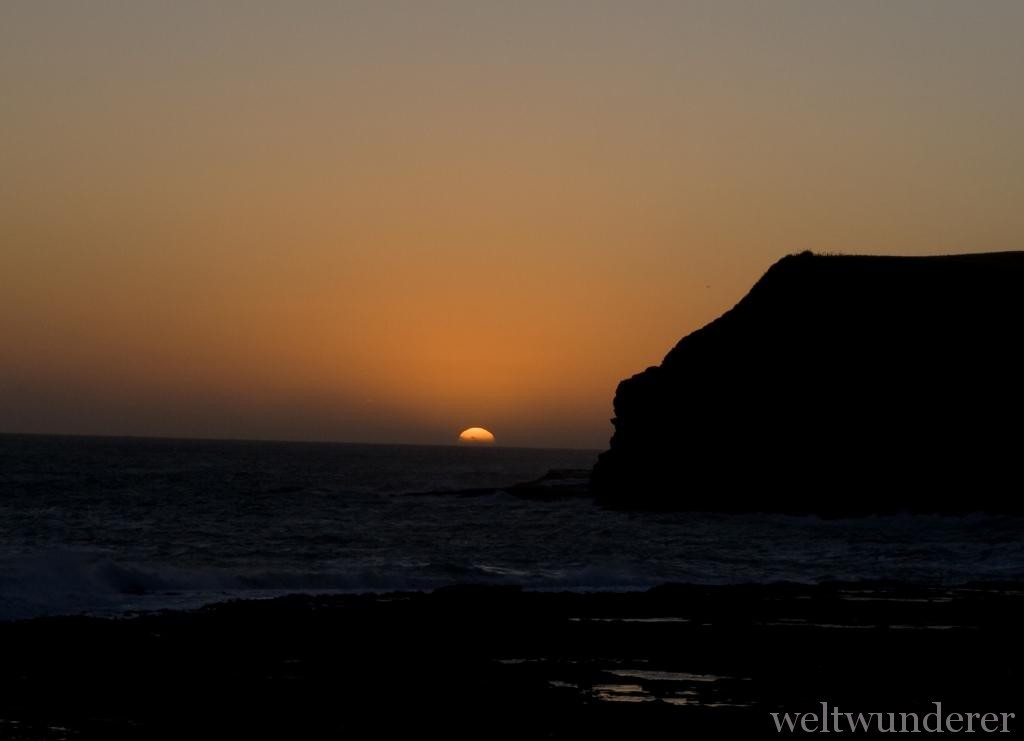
[[591, 251, 1024, 513]]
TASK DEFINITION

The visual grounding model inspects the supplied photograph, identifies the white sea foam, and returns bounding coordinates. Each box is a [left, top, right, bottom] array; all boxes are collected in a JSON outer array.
[[0, 551, 673, 620]]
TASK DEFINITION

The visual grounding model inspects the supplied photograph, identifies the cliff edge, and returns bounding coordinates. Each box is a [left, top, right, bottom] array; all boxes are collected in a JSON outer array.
[[591, 251, 1024, 513]]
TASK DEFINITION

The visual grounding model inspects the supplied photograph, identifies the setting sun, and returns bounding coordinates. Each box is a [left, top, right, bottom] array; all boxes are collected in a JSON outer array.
[[458, 427, 495, 444]]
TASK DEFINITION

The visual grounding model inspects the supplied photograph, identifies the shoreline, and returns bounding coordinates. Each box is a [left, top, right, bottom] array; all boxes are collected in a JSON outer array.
[[6, 574, 1024, 624]]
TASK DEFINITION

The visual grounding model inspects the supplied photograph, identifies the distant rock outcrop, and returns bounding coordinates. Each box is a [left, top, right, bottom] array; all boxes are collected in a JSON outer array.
[[591, 251, 1024, 513]]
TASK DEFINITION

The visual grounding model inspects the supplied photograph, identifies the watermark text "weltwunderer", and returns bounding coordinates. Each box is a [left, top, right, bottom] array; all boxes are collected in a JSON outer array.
[[772, 703, 1014, 733]]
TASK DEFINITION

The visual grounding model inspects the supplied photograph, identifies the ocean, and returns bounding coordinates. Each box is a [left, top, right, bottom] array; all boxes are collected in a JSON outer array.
[[2, 434, 1022, 621]]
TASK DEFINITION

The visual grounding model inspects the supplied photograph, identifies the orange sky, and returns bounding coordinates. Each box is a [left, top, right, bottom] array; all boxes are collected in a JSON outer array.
[[3, 2, 1023, 448]]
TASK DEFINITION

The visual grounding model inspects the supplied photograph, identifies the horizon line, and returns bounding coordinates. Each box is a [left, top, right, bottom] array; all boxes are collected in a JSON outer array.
[[0, 429, 604, 454]]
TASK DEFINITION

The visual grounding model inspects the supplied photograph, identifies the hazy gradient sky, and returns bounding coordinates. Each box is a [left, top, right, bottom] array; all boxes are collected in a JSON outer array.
[[3, 1, 1023, 448]]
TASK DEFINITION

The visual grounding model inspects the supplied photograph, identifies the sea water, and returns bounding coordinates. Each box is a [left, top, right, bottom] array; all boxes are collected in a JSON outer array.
[[2, 434, 1022, 620]]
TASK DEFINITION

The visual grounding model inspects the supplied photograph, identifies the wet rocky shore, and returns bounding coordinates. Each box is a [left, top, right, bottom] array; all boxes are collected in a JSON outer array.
[[2, 582, 1022, 739]]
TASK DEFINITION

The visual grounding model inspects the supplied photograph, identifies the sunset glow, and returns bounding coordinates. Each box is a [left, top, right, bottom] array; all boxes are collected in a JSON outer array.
[[2, 2, 1023, 449]]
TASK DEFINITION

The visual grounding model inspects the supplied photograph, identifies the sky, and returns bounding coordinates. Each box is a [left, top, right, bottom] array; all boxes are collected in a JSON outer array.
[[2, 1, 1023, 449]]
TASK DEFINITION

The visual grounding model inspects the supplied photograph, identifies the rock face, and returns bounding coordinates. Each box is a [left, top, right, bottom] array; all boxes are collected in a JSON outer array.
[[591, 251, 1024, 513]]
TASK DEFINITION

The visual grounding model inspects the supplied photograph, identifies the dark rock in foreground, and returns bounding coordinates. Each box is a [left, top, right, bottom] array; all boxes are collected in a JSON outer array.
[[592, 251, 1024, 512], [2, 583, 1022, 739]]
